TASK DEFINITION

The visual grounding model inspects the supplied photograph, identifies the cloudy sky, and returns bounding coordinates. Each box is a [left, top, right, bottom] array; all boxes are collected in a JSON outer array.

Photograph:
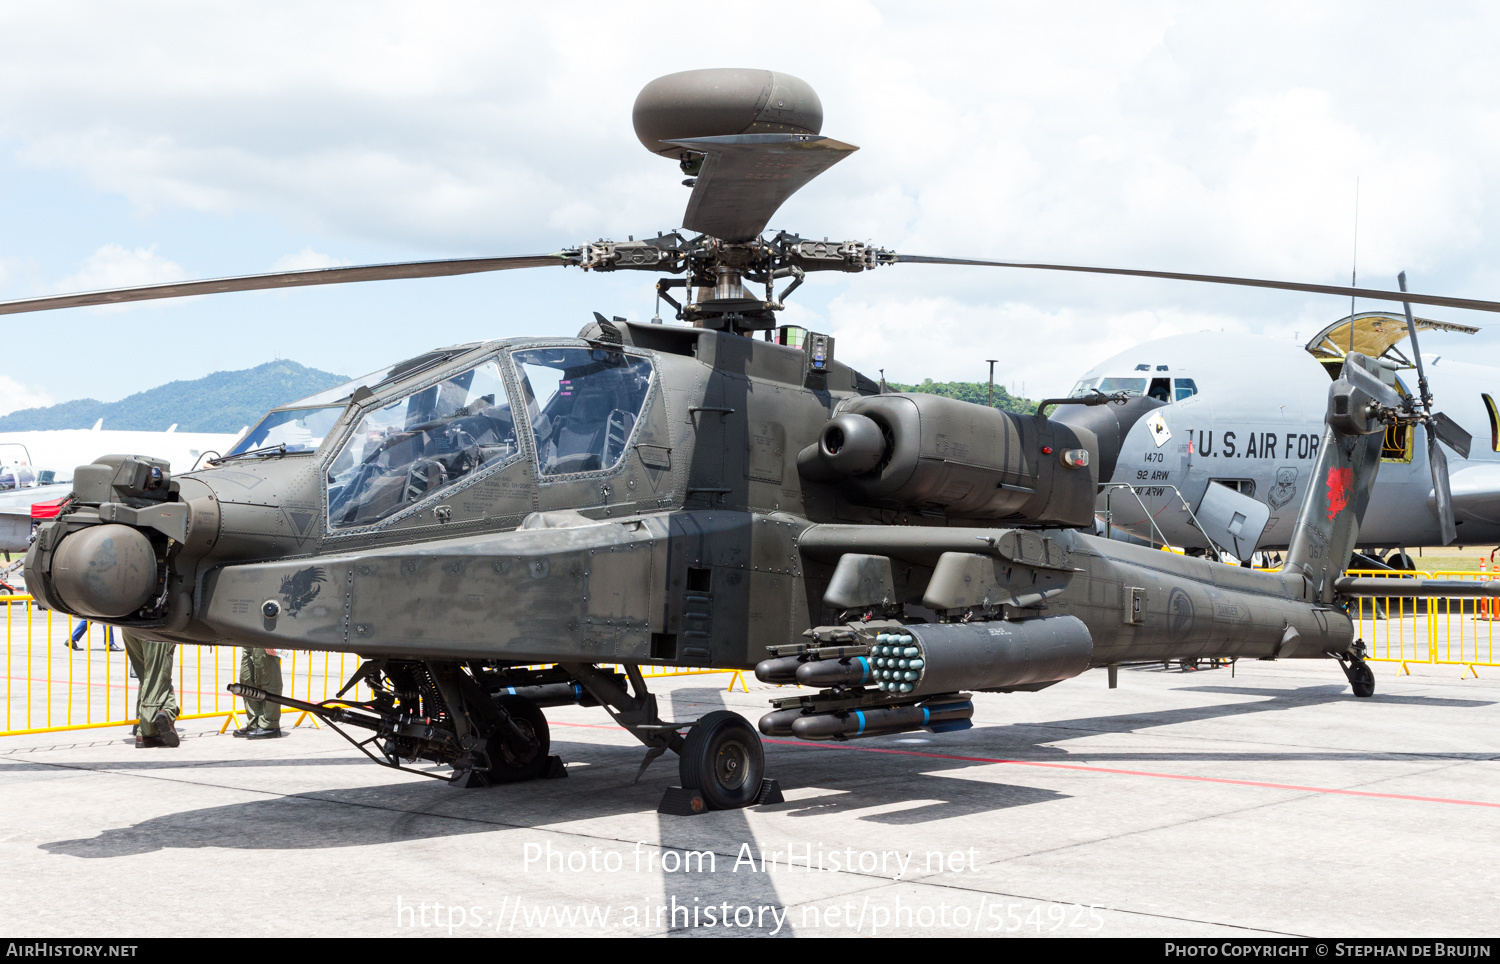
[[2, 1, 1498, 415]]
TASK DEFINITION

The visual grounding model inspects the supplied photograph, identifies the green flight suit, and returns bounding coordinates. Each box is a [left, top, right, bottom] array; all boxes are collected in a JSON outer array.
[[122, 630, 177, 737], [239, 647, 283, 730]]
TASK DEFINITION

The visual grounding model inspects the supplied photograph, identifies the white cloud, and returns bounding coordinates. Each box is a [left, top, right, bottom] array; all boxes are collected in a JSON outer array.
[[821, 293, 1258, 399], [271, 248, 350, 271], [54, 243, 186, 293], [0, 2, 1497, 403], [0, 375, 54, 417]]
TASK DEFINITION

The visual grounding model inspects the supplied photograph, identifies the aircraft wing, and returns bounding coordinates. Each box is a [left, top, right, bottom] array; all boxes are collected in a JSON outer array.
[[0, 482, 71, 554]]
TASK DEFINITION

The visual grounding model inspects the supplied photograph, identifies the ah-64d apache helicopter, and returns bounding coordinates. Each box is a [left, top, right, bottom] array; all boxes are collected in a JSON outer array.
[[12, 69, 1500, 812]]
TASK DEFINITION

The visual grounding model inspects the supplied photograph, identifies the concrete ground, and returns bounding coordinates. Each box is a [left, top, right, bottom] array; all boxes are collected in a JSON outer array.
[[2, 657, 1498, 938]]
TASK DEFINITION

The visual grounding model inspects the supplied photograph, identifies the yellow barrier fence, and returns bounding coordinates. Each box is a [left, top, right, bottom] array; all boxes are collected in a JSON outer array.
[[1, 594, 745, 738], [1346, 569, 1500, 676]]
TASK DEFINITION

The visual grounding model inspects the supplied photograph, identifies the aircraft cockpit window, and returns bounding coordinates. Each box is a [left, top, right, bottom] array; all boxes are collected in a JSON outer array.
[[1174, 378, 1198, 401], [1147, 378, 1171, 402], [1096, 377, 1147, 396], [325, 359, 519, 529], [511, 347, 654, 477], [1068, 378, 1100, 398], [229, 407, 345, 456], [285, 368, 389, 409]]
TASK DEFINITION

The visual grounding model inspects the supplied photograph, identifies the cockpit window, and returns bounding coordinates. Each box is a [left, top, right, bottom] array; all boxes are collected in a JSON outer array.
[[282, 345, 483, 410], [284, 369, 387, 408], [325, 359, 519, 529], [1068, 378, 1099, 398], [1096, 377, 1148, 396], [511, 347, 653, 477], [1174, 378, 1198, 401], [229, 407, 345, 455]]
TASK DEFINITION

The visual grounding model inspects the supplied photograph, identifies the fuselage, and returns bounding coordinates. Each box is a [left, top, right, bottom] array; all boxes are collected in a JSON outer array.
[[24, 322, 1356, 675]]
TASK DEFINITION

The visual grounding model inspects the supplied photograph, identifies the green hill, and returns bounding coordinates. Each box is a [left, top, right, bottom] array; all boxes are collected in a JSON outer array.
[[887, 379, 1037, 415], [0, 361, 349, 433]]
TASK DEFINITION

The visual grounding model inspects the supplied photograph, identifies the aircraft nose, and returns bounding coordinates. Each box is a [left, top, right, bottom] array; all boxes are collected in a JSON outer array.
[[1051, 396, 1167, 484]]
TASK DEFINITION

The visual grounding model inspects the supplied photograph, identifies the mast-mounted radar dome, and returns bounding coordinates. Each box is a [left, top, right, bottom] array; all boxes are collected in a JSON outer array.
[[632, 68, 823, 160]]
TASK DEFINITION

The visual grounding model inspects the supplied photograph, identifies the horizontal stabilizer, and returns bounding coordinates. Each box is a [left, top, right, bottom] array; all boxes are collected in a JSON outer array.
[[1335, 576, 1500, 598]]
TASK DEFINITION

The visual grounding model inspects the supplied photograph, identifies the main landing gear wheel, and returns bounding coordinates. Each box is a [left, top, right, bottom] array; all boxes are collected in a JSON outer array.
[[679, 710, 764, 810], [486, 696, 550, 783]]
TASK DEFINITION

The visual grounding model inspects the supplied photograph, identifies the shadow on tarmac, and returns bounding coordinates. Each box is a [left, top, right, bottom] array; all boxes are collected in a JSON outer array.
[[33, 681, 1498, 863]]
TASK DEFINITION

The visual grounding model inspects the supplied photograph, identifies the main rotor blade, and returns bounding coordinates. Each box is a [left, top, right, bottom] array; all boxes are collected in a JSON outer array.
[[1429, 431, 1458, 546], [670, 133, 858, 243], [1430, 410, 1473, 459], [0, 253, 572, 316], [891, 254, 1500, 316]]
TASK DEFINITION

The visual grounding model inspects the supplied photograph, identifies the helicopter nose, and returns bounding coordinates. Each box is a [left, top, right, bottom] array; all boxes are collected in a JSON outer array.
[[50, 523, 158, 618]]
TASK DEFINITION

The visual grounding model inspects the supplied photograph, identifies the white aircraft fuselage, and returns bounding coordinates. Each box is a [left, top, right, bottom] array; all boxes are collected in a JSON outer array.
[[1062, 330, 1500, 552]]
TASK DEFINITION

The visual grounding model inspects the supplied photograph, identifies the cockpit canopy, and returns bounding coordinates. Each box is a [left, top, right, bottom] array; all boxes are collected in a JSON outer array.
[[226, 344, 487, 458], [319, 345, 656, 531]]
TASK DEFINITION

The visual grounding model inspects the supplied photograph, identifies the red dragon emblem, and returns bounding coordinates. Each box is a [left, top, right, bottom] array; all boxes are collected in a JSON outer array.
[[1325, 466, 1353, 522]]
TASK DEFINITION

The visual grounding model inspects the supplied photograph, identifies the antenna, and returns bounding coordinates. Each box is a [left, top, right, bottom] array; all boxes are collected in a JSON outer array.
[[1349, 177, 1359, 355]]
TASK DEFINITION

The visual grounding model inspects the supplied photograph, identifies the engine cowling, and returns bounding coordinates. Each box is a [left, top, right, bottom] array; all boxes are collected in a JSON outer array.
[[797, 393, 1099, 526]]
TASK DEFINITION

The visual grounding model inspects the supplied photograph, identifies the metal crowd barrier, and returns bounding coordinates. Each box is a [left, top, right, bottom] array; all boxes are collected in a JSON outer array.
[[0, 593, 746, 738], [1345, 569, 1500, 676]]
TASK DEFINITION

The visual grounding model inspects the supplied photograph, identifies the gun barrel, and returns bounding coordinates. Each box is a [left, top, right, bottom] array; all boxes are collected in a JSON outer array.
[[226, 683, 383, 731]]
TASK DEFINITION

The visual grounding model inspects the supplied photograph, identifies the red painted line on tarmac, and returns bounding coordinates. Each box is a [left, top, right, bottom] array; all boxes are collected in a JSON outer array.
[[551, 720, 1500, 809]]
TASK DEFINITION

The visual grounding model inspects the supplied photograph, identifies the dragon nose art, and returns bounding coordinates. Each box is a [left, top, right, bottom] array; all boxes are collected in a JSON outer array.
[[50, 524, 159, 619]]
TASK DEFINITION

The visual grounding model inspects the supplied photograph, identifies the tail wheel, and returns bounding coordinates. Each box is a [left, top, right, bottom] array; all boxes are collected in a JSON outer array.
[[1349, 661, 1376, 698], [485, 696, 550, 783], [679, 710, 764, 810]]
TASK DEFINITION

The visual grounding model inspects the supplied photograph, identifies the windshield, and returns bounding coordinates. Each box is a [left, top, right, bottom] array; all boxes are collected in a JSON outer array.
[[286, 368, 387, 408], [227, 407, 345, 455], [512, 347, 653, 476], [1096, 377, 1148, 396], [282, 346, 483, 410], [326, 358, 519, 529]]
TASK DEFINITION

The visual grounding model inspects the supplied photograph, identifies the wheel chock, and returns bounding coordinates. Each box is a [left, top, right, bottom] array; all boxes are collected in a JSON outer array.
[[658, 786, 707, 815], [755, 778, 784, 805], [541, 755, 567, 779]]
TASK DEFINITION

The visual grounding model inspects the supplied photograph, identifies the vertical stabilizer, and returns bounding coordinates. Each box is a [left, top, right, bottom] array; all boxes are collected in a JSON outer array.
[[1284, 353, 1391, 603]]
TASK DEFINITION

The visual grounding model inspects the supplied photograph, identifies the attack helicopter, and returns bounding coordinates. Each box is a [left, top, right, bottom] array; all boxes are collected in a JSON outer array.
[[14, 68, 1500, 813]]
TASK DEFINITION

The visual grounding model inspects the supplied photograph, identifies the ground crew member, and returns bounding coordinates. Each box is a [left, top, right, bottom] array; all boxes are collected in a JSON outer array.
[[235, 647, 284, 739], [121, 630, 179, 748]]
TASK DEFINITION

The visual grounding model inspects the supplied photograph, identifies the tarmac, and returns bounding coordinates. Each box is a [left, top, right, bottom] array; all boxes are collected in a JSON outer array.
[[2, 657, 1499, 938]]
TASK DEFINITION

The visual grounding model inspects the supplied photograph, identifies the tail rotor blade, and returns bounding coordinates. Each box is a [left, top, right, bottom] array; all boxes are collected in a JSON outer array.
[[1429, 431, 1459, 546], [1430, 410, 1473, 459]]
